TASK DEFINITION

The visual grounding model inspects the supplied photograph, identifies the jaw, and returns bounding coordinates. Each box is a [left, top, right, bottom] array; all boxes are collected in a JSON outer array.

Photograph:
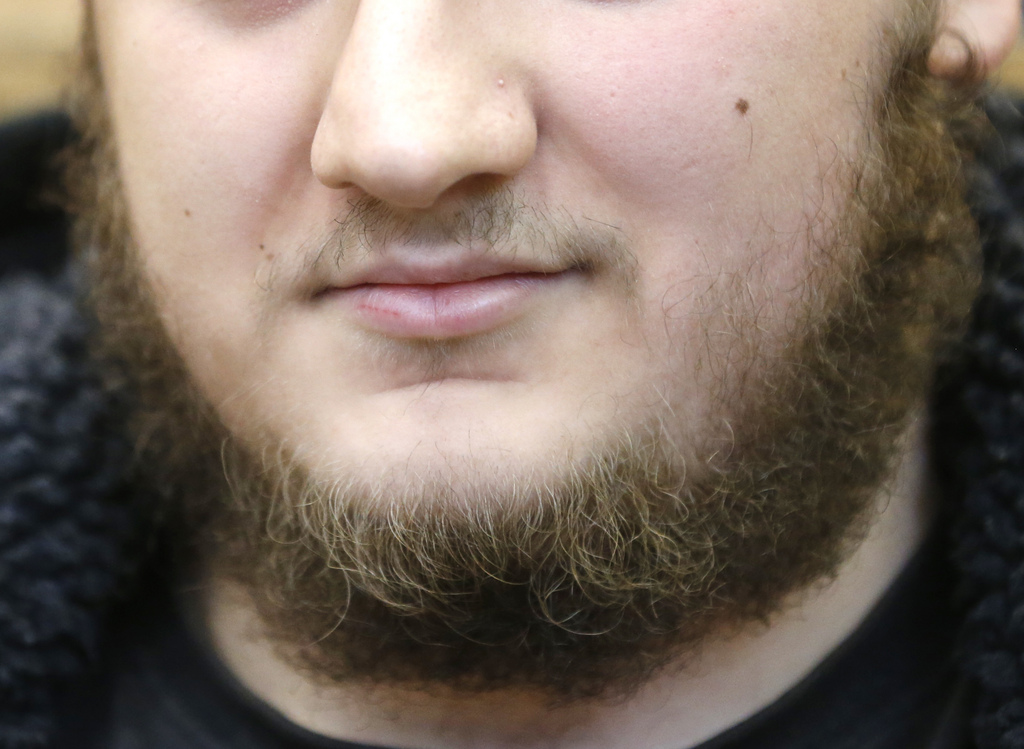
[[200, 416, 934, 749]]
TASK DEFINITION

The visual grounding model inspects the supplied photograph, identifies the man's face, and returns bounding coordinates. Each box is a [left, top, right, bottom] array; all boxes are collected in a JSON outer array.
[[82, 0, 978, 695], [93, 0, 889, 493]]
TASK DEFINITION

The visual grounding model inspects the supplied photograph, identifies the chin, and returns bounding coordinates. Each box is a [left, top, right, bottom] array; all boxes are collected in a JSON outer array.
[[297, 411, 634, 507]]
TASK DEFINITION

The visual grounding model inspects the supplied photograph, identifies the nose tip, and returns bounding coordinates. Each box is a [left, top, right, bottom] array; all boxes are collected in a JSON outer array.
[[309, 3, 537, 211], [312, 98, 537, 209]]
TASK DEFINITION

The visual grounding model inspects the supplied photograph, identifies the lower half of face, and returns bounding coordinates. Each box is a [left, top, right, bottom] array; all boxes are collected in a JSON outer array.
[[78, 0, 979, 693], [158, 218, 805, 504], [90, 0, 904, 497]]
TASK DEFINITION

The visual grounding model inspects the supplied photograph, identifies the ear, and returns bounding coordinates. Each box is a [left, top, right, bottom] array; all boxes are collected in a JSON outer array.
[[928, 0, 1022, 81]]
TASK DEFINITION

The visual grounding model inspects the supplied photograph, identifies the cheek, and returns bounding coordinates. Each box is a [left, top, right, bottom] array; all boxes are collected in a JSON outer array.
[[99, 3, 337, 289], [97, 3, 346, 391], [538, 19, 742, 210], [518, 0, 886, 391], [533, 0, 879, 259]]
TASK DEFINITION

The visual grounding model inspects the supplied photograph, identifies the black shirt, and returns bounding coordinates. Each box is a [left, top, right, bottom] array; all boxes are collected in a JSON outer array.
[[54, 534, 971, 749]]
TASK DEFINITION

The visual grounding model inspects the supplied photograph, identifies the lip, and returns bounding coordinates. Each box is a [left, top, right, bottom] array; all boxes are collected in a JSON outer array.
[[316, 252, 575, 339], [328, 272, 558, 339]]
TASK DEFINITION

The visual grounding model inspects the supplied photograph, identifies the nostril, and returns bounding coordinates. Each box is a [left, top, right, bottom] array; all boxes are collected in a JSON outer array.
[[315, 131, 486, 209]]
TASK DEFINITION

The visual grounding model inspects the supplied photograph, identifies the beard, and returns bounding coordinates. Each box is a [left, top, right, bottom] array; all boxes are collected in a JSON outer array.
[[65, 2, 983, 701]]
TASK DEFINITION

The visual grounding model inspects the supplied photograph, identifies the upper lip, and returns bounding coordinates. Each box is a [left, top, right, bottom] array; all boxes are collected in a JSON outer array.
[[328, 251, 571, 290]]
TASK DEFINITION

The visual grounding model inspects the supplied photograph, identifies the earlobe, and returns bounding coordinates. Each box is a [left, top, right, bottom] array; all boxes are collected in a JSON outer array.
[[927, 0, 1021, 81]]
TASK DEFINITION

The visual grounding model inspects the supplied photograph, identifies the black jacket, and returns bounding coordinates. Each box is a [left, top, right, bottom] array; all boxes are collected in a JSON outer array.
[[1, 101, 1024, 748]]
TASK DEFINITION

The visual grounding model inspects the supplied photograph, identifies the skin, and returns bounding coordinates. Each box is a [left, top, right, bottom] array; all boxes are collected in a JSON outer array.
[[91, 0, 1016, 495], [90, 0, 1020, 746], [94, 0, 888, 493]]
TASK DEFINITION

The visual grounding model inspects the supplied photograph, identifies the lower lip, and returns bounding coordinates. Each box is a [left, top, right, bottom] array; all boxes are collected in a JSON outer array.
[[332, 273, 557, 339]]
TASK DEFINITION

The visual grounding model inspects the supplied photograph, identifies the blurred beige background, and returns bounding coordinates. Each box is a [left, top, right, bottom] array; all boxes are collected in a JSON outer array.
[[1, 0, 81, 118], [2, 0, 1024, 118]]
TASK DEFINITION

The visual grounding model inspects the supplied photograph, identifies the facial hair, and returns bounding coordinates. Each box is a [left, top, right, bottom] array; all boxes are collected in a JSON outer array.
[[65, 0, 983, 701]]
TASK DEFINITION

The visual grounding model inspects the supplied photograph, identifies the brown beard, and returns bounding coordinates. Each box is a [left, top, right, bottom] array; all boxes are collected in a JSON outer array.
[[65, 1, 984, 701]]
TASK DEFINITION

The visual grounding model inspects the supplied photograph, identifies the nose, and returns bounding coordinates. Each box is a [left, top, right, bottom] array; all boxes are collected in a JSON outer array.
[[311, 1, 537, 210]]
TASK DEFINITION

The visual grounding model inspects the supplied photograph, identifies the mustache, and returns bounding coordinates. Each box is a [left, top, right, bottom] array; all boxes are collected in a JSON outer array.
[[259, 187, 640, 298]]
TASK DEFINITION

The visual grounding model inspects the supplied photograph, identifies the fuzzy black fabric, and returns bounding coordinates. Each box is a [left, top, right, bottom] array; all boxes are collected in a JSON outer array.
[[0, 273, 143, 748], [3, 95, 1024, 748], [0, 114, 73, 280], [0, 115, 145, 748], [934, 96, 1024, 749]]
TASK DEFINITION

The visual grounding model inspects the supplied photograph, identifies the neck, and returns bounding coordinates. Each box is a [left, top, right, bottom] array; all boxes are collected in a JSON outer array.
[[201, 419, 934, 749]]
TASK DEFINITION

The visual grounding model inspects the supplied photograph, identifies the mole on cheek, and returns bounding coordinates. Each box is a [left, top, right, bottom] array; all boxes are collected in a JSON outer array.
[[735, 98, 750, 116]]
